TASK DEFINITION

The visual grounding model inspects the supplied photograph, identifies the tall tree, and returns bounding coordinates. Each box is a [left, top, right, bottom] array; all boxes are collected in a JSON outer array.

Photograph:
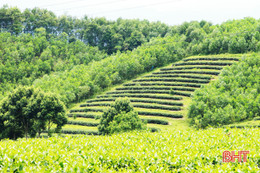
[[0, 86, 67, 139]]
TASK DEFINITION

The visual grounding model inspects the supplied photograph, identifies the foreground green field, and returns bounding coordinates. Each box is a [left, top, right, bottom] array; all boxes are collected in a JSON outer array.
[[0, 128, 259, 172]]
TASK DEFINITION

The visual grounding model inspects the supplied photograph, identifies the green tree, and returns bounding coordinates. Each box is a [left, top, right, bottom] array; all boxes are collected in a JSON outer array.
[[98, 97, 146, 135], [0, 86, 67, 139], [0, 6, 23, 34]]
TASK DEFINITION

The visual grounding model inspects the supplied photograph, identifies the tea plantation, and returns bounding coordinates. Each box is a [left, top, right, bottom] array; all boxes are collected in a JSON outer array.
[[64, 54, 242, 135], [1, 128, 259, 172], [1, 6, 260, 171]]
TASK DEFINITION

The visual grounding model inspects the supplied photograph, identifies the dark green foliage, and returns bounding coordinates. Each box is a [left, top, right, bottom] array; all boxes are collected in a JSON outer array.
[[98, 97, 146, 135], [117, 86, 197, 91], [143, 119, 169, 125], [149, 127, 160, 132], [183, 57, 239, 62], [138, 111, 183, 118], [67, 121, 99, 127], [254, 117, 260, 121], [229, 125, 260, 129], [145, 74, 211, 80], [153, 71, 220, 75], [80, 103, 111, 107], [124, 82, 202, 88], [174, 62, 233, 66], [160, 66, 224, 71], [87, 98, 115, 103], [0, 6, 23, 35], [97, 94, 183, 100], [131, 100, 182, 106], [106, 90, 192, 96], [60, 130, 100, 135], [67, 113, 101, 119], [86, 98, 183, 106], [0, 86, 67, 139], [133, 78, 210, 84], [0, 6, 170, 54], [66, 118, 168, 127], [133, 104, 181, 111], [169, 88, 175, 95], [188, 54, 260, 128], [169, 89, 192, 97], [70, 108, 104, 113]]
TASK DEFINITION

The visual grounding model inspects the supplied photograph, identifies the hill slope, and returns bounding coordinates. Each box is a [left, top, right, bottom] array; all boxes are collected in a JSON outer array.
[[188, 54, 260, 128], [64, 54, 241, 135]]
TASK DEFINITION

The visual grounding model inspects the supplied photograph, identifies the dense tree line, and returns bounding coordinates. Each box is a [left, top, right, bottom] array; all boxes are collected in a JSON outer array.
[[1, 6, 260, 107], [188, 54, 260, 128], [0, 5, 170, 54], [166, 18, 260, 54]]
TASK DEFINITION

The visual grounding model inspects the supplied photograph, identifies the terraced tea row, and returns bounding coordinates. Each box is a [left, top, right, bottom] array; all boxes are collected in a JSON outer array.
[[160, 66, 223, 71], [182, 57, 240, 62], [145, 74, 212, 80], [80, 103, 181, 111], [85, 99, 183, 106], [106, 90, 192, 97], [97, 94, 183, 100], [123, 82, 202, 88], [115, 86, 196, 91], [67, 116, 170, 127], [152, 70, 220, 75], [173, 61, 234, 66], [133, 78, 210, 83], [66, 56, 240, 134]]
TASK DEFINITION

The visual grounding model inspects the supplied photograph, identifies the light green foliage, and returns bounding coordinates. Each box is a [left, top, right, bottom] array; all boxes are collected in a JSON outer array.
[[188, 54, 260, 128], [98, 97, 145, 135], [33, 35, 185, 105], [167, 18, 260, 54], [0, 128, 259, 172], [0, 29, 107, 102], [0, 86, 67, 139], [33, 18, 260, 107]]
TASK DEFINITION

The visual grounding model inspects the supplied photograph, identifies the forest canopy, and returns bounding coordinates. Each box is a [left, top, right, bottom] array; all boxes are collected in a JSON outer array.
[[1, 6, 260, 107], [0, 5, 170, 54]]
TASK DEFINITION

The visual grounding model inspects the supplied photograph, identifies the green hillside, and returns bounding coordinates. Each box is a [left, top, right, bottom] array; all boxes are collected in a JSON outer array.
[[189, 53, 260, 128], [64, 54, 242, 135], [1, 12, 260, 108], [1, 6, 260, 172]]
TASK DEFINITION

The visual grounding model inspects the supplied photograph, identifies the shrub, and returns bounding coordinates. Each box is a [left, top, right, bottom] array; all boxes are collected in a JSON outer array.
[[98, 97, 146, 135]]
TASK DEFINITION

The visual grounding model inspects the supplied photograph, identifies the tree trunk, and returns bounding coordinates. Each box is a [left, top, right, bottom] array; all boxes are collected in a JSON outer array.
[[25, 122, 28, 139]]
